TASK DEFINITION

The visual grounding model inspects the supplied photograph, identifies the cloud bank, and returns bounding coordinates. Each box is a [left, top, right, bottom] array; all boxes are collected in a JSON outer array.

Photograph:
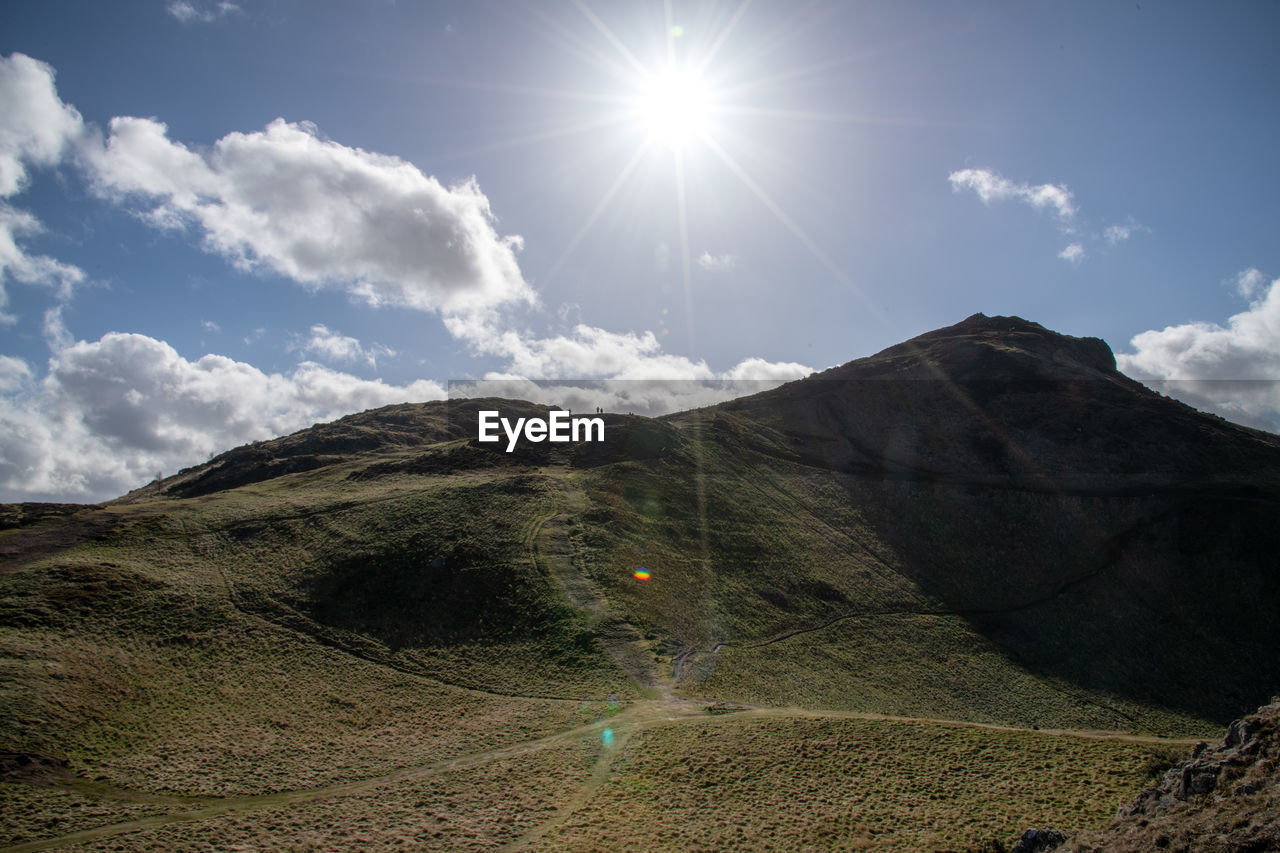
[[0, 333, 444, 501], [1117, 270, 1280, 430]]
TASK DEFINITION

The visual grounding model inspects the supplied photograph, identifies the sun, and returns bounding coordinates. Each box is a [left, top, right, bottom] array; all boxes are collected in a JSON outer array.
[[633, 65, 713, 149]]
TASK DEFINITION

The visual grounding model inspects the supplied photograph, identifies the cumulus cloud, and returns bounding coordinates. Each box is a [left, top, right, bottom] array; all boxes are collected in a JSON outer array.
[[1058, 242, 1086, 265], [0, 53, 84, 197], [697, 251, 738, 272], [87, 116, 533, 314], [0, 332, 445, 501], [1117, 270, 1280, 431], [948, 167, 1076, 222], [0, 354, 31, 392], [297, 323, 394, 368], [0, 55, 88, 322], [166, 1, 240, 23]]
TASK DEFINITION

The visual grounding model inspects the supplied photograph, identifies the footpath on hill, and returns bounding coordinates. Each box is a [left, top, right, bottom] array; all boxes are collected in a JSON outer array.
[[0, 466, 1206, 853]]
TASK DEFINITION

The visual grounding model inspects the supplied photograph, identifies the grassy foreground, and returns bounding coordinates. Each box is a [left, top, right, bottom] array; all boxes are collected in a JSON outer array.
[[2, 707, 1187, 851]]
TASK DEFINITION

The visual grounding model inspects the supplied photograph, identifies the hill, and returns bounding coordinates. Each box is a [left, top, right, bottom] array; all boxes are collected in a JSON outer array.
[[1, 313, 1277, 850]]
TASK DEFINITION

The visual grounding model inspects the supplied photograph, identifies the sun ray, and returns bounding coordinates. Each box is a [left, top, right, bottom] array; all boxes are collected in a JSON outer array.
[[420, 75, 625, 105], [571, 0, 652, 80], [433, 114, 634, 163], [715, 53, 870, 101], [673, 148, 695, 353], [541, 138, 653, 286], [664, 0, 677, 65], [517, 1, 649, 89], [702, 135, 887, 326], [694, 0, 753, 78], [714, 104, 966, 129]]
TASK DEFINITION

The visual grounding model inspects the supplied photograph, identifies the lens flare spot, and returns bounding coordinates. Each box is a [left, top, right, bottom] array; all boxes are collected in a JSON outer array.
[[633, 568, 651, 581]]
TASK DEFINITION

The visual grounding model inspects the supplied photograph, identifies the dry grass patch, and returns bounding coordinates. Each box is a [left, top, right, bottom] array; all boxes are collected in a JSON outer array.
[[533, 715, 1163, 852], [62, 734, 602, 851]]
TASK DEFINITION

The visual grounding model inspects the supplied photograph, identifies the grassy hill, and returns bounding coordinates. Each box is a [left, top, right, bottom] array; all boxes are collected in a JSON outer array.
[[2, 314, 1277, 850]]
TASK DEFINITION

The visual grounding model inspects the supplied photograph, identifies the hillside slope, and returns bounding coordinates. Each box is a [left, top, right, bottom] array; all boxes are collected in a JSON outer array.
[[1, 313, 1277, 849]]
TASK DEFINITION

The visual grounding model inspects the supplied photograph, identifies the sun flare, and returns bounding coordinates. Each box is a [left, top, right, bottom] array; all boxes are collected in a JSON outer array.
[[634, 65, 712, 148]]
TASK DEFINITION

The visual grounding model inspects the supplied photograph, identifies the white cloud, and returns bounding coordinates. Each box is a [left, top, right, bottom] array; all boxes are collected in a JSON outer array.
[[1058, 242, 1086, 265], [948, 167, 1076, 222], [1117, 271, 1280, 430], [1233, 267, 1265, 299], [0, 354, 31, 392], [166, 1, 240, 23], [0, 55, 88, 323], [1119, 275, 1280, 381], [0, 53, 85, 197], [461, 319, 715, 380], [949, 167, 1150, 262], [201, 319, 221, 333], [87, 116, 533, 314], [722, 357, 813, 381], [1104, 224, 1131, 244], [1103, 219, 1150, 246], [298, 323, 394, 368], [445, 312, 812, 385], [0, 332, 445, 502], [451, 377, 805, 419], [697, 251, 738, 272], [0, 204, 86, 324]]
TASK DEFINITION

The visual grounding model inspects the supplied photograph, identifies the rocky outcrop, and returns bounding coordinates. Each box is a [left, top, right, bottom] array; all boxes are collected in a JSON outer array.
[[1011, 827, 1068, 853], [1067, 699, 1280, 852]]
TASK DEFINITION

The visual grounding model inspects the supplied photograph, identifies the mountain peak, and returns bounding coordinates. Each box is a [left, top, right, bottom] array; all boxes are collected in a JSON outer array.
[[828, 313, 1116, 381]]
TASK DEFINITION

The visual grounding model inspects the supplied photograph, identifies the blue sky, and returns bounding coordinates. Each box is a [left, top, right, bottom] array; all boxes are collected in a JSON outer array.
[[2, 0, 1279, 501]]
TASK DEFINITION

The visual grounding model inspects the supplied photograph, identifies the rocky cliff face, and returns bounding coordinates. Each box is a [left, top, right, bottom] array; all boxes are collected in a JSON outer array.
[[1067, 699, 1280, 852]]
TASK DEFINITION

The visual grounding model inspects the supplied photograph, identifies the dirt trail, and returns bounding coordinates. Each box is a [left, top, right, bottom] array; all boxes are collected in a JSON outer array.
[[4, 696, 1201, 852], [2, 467, 1207, 852], [498, 720, 637, 852], [1, 719, 612, 853], [531, 470, 671, 699]]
